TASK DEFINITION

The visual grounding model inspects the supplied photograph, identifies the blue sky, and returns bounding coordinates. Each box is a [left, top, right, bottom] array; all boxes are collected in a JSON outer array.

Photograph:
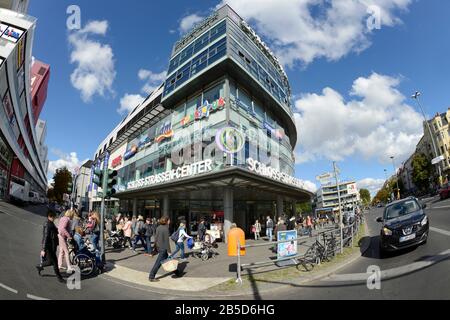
[[28, 0, 450, 195]]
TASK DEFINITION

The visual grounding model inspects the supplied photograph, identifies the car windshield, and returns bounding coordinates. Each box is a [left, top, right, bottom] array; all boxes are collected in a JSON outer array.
[[384, 199, 421, 220]]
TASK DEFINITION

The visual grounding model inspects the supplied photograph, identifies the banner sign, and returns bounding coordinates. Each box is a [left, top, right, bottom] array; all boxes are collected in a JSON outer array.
[[127, 159, 213, 191], [246, 158, 306, 190], [277, 230, 298, 260]]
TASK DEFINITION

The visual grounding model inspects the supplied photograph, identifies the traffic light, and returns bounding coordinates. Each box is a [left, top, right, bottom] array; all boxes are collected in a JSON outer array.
[[67, 182, 73, 193], [92, 168, 104, 188], [105, 170, 118, 199]]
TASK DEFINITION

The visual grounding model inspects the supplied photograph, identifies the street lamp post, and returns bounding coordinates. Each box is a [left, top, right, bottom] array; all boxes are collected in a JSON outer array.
[[390, 156, 400, 200], [412, 91, 443, 187]]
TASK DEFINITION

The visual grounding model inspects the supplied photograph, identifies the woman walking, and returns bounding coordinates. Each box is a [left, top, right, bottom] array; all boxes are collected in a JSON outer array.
[[36, 211, 65, 283], [169, 222, 193, 260], [57, 209, 75, 273], [122, 216, 133, 249]]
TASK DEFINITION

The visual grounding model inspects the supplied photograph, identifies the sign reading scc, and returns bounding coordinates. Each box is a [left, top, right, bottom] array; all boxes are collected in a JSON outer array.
[[127, 159, 213, 191], [247, 158, 306, 190]]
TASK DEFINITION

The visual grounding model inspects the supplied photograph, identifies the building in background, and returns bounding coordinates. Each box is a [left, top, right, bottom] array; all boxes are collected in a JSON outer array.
[[316, 181, 360, 213], [72, 160, 93, 211], [0, 7, 48, 203], [399, 153, 417, 196], [90, 5, 313, 239], [0, 0, 29, 13]]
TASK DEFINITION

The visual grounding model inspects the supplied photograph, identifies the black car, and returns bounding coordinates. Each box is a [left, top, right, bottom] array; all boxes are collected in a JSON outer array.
[[376, 197, 429, 257]]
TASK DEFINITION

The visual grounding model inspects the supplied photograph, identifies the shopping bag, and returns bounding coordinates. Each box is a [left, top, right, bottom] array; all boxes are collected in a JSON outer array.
[[161, 258, 179, 272], [187, 238, 194, 249]]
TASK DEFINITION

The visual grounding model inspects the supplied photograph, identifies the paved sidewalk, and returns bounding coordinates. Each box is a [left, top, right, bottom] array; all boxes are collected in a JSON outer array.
[[102, 225, 338, 292]]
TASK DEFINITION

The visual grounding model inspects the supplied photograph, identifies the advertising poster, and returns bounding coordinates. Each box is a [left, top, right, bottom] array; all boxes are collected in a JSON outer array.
[[347, 183, 358, 195], [277, 230, 298, 260], [1, 25, 24, 43]]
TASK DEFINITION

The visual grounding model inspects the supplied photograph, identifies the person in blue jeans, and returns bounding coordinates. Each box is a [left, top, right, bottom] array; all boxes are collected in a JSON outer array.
[[266, 216, 274, 242], [143, 217, 154, 256], [169, 223, 193, 260]]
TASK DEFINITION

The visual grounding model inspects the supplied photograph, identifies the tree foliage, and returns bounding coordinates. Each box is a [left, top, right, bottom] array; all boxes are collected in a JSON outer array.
[[359, 188, 371, 205], [52, 167, 72, 204], [412, 153, 433, 192]]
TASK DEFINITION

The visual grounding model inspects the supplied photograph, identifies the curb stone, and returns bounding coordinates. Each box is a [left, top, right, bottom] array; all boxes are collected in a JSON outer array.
[[100, 221, 371, 298]]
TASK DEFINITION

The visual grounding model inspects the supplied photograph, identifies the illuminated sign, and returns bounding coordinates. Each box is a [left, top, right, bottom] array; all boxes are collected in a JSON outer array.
[[112, 156, 123, 168], [216, 127, 245, 154], [181, 98, 225, 127], [155, 122, 174, 143], [127, 159, 213, 191], [124, 145, 138, 160], [1, 25, 24, 43], [246, 158, 306, 190], [180, 114, 192, 127]]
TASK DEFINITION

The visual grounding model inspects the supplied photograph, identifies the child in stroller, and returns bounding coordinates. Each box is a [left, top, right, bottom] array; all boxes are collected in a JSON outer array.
[[193, 234, 218, 261]]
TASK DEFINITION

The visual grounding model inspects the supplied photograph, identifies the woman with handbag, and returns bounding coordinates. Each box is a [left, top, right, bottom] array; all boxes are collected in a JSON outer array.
[[36, 211, 65, 283], [252, 220, 261, 240]]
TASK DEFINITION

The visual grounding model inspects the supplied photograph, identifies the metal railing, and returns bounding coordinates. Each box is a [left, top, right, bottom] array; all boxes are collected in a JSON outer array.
[[235, 217, 364, 284]]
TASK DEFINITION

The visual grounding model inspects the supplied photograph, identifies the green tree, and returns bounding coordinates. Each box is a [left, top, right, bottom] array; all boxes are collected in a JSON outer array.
[[412, 153, 433, 192], [47, 187, 56, 202], [359, 188, 371, 205], [52, 167, 73, 204], [296, 201, 312, 215]]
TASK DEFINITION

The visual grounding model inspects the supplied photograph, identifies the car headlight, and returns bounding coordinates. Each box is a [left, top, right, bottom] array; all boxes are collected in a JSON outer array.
[[421, 216, 428, 227], [383, 227, 392, 236]]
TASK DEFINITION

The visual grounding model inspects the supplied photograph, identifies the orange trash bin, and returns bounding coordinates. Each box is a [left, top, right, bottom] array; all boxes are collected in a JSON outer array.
[[227, 227, 246, 256]]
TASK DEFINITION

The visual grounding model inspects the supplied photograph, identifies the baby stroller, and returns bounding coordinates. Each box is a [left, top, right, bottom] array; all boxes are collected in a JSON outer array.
[[192, 234, 218, 261]]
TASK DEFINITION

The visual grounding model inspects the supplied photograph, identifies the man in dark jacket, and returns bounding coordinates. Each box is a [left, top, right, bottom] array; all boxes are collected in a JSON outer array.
[[144, 217, 154, 256], [36, 211, 64, 283], [197, 218, 207, 241], [149, 216, 173, 282]]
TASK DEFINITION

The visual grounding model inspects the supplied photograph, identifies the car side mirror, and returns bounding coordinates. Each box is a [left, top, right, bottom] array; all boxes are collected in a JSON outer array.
[[376, 217, 383, 223], [422, 203, 427, 209]]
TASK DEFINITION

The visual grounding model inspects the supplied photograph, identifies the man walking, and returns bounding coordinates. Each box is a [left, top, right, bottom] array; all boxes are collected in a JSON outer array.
[[149, 216, 173, 282], [266, 216, 274, 242], [36, 211, 65, 283], [132, 215, 146, 252]]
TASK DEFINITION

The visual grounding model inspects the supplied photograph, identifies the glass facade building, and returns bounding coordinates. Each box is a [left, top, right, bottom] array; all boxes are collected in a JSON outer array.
[[0, 8, 48, 202], [92, 5, 312, 239]]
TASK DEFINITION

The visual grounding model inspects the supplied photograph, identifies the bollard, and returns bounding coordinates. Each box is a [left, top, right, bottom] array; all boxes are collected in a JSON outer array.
[[351, 224, 354, 248], [236, 240, 242, 285]]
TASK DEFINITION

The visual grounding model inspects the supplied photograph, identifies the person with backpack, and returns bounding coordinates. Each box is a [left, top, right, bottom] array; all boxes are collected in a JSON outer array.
[[169, 222, 193, 261], [132, 215, 146, 252], [266, 216, 274, 242]]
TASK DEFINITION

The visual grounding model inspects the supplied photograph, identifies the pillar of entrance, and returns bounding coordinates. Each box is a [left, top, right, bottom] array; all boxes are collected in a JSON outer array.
[[277, 195, 284, 219], [291, 200, 297, 217], [223, 187, 234, 244], [132, 198, 137, 217], [162, 195, 170, 217]]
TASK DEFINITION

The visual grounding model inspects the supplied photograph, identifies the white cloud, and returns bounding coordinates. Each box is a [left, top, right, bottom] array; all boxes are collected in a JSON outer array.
[[219, 0, 411, 66], [138, 69, 167, 95], [117, 93, 146, 115], [179, 14, 204, 34], [47, 150, 87, 181], [69, 20, 116, 102], [357, 178, 386, 197], [294, 72, 423, 165], [302, 180, 318, 193]]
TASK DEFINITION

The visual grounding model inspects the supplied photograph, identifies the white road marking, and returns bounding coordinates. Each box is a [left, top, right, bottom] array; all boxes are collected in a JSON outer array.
[[323, 249, 450, 282], [26, 294, 49, 300], [0, 282, 18, 294], [430, 205, 450, 210], [430, 227, 450, 237]]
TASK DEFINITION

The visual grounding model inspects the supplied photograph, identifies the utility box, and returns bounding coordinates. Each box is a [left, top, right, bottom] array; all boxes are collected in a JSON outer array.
[[227, 228, 246, 256]]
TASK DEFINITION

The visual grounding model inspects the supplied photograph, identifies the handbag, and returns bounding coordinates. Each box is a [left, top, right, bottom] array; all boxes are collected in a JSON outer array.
[[251, 226, 256, 233], [161, 258, 179, 272]]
